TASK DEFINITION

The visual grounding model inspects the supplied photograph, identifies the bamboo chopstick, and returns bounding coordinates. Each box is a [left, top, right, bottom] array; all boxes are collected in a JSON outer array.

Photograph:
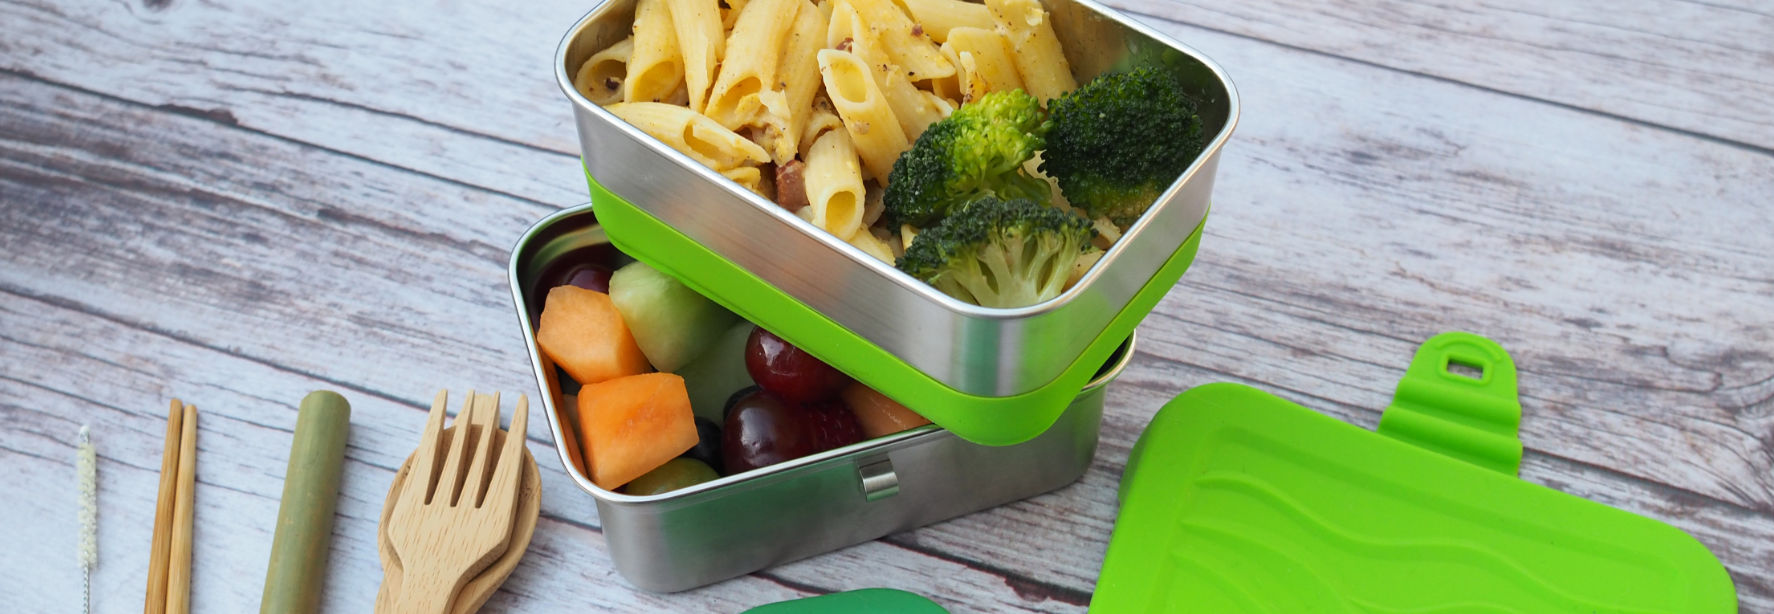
[[143, 400, 182, 614], [167, 402, 197, 614], [146, 400, 198, 614]]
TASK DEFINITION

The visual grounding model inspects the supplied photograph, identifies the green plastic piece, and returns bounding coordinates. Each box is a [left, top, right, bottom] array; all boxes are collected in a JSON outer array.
[[1378, 332, 1524, 476], [1094, 332, 1736, 612], [742, 589, 949, 613], [586, 170, 1205, 446]]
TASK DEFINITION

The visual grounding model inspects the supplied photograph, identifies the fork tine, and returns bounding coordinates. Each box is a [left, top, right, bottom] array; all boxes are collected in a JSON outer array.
[[489, 394, 529, 497], [437, 389, 479, 506], [399, 390, 450, 510], [462, 392, 501, 508]]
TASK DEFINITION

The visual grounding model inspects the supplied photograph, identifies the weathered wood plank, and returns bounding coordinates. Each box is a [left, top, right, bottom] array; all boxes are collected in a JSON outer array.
[[1107, 0, 1774, 150], [0, 0, 592, 205], [0, 70, 549, 413]]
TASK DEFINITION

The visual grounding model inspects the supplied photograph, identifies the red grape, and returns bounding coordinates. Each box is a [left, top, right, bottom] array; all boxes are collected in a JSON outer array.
[[802, 400, 863, 450], [722, 390, 820, 474], [681, 417, 724, 473], [744, 327, 850, 402], [528, 248, 621, 322], [723, 385, 761, 420], [561, 263, 614, 293]]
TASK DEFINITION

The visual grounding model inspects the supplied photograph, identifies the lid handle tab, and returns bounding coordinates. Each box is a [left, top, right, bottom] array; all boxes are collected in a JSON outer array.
[[1378, 332, 1524, 476]]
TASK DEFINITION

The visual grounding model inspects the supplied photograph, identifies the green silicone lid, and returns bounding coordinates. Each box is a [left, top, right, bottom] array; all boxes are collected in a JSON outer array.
[[742, 589, 949, 613], [1092, 332, 1736, 612], [586, 170, 1205, 446]]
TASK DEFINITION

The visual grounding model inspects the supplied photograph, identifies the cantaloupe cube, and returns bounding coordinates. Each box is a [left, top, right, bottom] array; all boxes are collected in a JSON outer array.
[[537, 285, 651, 385], [840, 382, 931, 438], [577, 372, 699, 490], [556, 393, 587, 478]]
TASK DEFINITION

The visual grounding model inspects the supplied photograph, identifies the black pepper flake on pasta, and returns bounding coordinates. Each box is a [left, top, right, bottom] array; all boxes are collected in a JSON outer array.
[[911, 24, 924, 37], [604, 77, 620, 91], [838, 36, 853, 52]]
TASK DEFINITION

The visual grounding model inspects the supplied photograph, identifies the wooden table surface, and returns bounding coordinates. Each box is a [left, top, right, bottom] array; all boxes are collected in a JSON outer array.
[[4, 0, 1771, 611]]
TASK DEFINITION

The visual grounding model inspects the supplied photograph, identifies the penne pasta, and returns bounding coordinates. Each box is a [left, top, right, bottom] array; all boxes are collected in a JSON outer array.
[[861, 181, 885, 226], [847, 228, 897, 264], [926, 72, 962, 106], [625, 0, 686, 103], [606, 102, 772, 170], [839, 0, 947, 139], [704, 0, 803, 129], [801, 102, 840, 149], [1090, 215, 1120, 250], [1066, 247, 1103, 289], [817, 49, 909, 183], [942, 27, 1022, 102], [799, 104, 845, 154], [576, 37, 634, 106], [893, 0, 992, 43], [922, 90, 955, 117], [825, 0, 855, 48], [755, 1, 826, 164], [846, 0, 954, 81], [666, 0, 725, 112], [985, 0, 1075, 102], [663, 83, 692, 107], [721, 0, 750, 29], [722, 165, 766, 195], [802, 128, 867, 240]]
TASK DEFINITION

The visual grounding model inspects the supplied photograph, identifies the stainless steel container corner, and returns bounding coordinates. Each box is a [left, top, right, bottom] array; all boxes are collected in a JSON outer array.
[[509, 204, 1136, 591], [556, 0, 1237, 399]]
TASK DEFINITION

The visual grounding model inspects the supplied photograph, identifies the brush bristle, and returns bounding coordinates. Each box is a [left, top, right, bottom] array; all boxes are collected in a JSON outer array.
[[77, 425, 98, 569]]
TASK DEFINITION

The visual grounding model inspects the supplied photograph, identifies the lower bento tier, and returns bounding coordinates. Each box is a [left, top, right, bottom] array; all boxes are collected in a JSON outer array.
[[508, 203, 1136, 590]]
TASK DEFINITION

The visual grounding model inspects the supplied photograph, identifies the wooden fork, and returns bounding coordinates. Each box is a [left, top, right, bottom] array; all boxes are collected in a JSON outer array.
[[381, 391, 528, 614]]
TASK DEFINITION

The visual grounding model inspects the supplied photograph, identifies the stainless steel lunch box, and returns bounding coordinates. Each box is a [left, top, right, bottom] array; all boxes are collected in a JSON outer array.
[[555, 0, 1237, 400], [509, 204, 1134, 591]]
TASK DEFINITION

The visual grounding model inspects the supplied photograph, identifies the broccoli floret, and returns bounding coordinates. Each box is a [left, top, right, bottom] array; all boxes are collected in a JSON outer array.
[[884, 90, 1051, 229], [896, 197, 1095, 308], [1039, 66, 1204, 225]]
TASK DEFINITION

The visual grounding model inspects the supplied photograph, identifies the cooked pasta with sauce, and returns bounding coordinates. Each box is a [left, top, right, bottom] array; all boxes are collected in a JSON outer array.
[[575, 0, 1080, 256]]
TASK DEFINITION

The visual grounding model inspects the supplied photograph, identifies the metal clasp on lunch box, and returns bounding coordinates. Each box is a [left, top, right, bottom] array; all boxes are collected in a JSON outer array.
[[856, 457, 899, 502]]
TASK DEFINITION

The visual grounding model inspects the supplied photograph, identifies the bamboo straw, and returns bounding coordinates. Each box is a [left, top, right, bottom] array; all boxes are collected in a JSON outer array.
[[259, 391, 351, 614], [143, 400, 183, 614]]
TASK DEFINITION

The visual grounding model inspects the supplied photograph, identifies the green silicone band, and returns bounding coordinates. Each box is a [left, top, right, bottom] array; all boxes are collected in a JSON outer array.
[[587, 168, 1205, 445]]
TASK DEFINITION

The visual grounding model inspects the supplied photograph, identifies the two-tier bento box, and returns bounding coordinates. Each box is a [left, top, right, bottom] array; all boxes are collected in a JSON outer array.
[[513, 0, 1239, 591]]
